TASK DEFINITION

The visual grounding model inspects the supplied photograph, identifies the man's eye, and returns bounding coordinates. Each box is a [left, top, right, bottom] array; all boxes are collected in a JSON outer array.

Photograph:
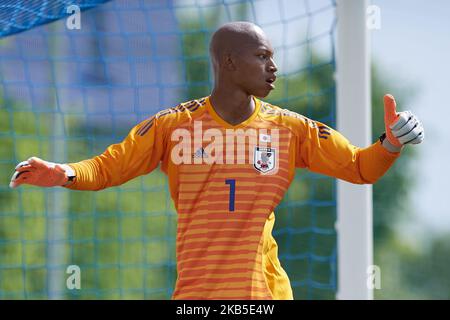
[[259, 54, 267, 59]]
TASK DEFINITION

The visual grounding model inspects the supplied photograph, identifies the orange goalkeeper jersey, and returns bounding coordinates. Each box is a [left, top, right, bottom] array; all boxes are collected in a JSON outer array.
[[66, 96, 400, 299]]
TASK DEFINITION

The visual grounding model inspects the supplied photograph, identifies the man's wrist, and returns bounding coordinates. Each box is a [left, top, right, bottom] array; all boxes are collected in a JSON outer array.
[[380, 132, 403, 153], [60, 164, 76, 186]]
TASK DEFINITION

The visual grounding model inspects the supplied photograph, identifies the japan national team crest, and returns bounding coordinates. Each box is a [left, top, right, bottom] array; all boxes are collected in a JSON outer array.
[[253, 146, 276, 173]]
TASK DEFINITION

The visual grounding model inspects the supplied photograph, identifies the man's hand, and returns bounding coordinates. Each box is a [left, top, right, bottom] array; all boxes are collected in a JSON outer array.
[[9, 157, 70, 188], [383, 94, 424, 152]]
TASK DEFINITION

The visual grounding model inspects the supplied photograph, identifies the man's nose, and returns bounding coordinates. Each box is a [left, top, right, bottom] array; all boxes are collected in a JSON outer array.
[[268, 58, 278, 73]]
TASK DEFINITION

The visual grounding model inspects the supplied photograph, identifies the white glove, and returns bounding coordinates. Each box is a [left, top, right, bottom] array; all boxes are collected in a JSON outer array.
[[382, 94, 424, 152]]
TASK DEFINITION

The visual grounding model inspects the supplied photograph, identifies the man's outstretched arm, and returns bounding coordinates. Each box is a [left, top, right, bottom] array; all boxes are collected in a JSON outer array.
[[296, 94, 424, 184], [10, 116, 165, 190]]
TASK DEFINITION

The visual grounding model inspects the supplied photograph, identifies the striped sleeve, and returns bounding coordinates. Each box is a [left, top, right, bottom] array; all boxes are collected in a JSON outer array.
[[65, 115, 165, 191], [295, 118, 401, 184]]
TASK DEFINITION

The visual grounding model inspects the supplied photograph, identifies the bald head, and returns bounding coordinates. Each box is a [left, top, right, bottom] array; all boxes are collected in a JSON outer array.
[[209, 22, 277, 98], [209, 21, 270, 69]]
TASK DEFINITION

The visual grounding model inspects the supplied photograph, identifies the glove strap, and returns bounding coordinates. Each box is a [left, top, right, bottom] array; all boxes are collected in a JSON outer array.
[[60, 164, 76, 187], [380, 132, 403, 153]]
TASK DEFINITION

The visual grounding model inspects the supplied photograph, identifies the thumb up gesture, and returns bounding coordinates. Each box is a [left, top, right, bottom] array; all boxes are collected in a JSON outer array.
[[383, 94, 424, 149]]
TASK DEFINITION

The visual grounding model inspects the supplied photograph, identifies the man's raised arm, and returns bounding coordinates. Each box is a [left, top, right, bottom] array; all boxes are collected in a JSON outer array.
[[296, 94, 424, 184]]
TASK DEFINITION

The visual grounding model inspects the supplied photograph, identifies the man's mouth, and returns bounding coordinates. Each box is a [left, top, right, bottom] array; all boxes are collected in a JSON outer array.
[[266, 76, 276, 88]]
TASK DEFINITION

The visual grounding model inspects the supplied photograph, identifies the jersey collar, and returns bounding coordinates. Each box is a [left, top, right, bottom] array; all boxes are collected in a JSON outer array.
[[205, 96, 261, 129]]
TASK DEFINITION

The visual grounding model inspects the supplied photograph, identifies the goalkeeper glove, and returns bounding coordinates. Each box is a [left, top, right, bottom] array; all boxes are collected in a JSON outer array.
[[9, 157, 75, 188], [382, 94, 424, 152]]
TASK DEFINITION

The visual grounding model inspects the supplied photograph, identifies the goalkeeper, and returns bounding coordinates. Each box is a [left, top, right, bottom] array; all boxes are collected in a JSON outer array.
[[9, 22, 424, 299]]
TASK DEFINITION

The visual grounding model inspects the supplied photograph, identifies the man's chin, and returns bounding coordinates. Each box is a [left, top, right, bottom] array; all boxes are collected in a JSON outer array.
[[252, 88, 272, 98]]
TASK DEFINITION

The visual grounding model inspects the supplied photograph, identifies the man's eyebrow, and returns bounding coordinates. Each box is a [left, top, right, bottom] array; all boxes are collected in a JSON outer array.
[[256, 47, 274, 55]]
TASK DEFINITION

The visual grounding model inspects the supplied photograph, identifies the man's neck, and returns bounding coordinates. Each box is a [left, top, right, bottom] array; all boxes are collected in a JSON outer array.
[[210, 87, 255, 126]]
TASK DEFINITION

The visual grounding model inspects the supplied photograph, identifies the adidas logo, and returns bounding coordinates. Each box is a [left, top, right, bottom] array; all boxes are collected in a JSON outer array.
[[318, 125, 331, 140], [192, 147, 209, 158]]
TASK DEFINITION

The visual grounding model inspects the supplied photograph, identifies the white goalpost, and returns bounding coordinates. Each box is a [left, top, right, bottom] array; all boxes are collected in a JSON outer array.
[[336, 0, 373, 300]]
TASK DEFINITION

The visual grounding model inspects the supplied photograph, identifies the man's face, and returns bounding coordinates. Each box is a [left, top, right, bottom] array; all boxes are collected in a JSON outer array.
[[231, 35, 278, 98]]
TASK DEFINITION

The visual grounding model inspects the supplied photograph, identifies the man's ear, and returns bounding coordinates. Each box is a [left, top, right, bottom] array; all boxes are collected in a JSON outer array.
[[224, 53, 237, 71]]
